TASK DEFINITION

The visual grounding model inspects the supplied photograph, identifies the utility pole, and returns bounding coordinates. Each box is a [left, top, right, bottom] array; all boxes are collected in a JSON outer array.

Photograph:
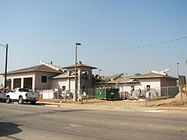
[[4, 44, 8, 89], [74, 42, 81, 101], [177, 62, 183, 104]]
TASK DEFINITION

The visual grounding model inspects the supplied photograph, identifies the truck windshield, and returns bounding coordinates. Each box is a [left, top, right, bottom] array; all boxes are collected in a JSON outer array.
[[19, 88, 29, 92]]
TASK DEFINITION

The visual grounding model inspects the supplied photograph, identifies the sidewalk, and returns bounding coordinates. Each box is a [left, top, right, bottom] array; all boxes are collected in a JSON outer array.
[[37, 99, 187, 113]]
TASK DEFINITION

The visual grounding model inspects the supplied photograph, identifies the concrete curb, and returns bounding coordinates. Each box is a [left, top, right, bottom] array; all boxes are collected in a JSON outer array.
[[155, 107, 187, 110], [38, 101, 187, 112]]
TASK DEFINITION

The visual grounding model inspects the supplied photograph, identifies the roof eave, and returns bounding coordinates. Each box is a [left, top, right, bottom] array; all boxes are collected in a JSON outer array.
[[2, 70, 62, 75], [131, 76, 178, 80]]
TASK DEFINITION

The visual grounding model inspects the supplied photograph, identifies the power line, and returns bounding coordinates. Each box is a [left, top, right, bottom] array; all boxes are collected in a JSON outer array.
[[80, 35, 187, 55], [111, 36, 187, 54]]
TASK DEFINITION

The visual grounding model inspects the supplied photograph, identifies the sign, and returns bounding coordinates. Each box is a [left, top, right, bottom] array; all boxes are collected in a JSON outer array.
[[42, 90, 54, 99]]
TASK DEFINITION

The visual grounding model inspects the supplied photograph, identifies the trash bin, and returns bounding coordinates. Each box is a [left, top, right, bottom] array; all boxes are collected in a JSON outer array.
[[96, 88, 120, 100]]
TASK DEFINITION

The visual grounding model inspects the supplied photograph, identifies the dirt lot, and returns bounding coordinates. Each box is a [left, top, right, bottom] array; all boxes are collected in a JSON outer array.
[[38, 98, 187, 107]]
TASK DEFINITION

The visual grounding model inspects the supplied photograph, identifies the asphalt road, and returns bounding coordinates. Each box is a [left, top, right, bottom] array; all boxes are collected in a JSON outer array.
[[0, 103, 187, 140]]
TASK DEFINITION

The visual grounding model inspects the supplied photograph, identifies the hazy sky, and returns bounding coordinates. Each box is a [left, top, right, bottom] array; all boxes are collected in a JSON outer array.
[[0, 0, 187, 83]]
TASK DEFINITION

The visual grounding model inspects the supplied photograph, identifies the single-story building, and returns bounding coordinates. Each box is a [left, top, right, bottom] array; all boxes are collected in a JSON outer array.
[[1, 61, 97, 97], [50, 61, 97, 97], [97, 72, 178, 97], [1, 62, 62, 90]]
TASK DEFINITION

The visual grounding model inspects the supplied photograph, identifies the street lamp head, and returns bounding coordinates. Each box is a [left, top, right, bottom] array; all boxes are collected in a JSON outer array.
[[76, 42, 81, 46]]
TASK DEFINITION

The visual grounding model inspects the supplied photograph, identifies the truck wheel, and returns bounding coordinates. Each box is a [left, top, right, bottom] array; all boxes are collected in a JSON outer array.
[[18, 96, 23, 104], [6, 96, 10, 103]]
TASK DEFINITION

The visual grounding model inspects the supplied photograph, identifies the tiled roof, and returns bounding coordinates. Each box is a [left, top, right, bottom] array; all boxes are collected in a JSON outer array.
[[115, 76, 139, 84], [99, 72, 177, 84], [63, 63, 97, 69], [51, 73, 70, 79], [116, 76, 132, 82], [100, 76, 139, 84], [5, 65, 62, 75], [131, 73, 177, 80]]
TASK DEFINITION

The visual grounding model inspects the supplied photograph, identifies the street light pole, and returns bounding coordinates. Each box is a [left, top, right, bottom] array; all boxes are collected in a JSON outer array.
[[4, 44, 8, 89], [0, 43, 8, 90], [177, 62, 183, 104], [74, 42, 81, 101]]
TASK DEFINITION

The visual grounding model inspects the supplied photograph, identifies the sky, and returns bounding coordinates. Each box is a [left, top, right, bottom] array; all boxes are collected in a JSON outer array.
[[0, 0, 187, 83]]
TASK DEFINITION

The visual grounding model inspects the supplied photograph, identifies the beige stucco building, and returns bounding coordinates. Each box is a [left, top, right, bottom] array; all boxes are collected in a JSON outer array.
[[2, 64, 62, 90], [51, 61, 97, 97], [97, 72, 178, 97], [1, 62, 97, 97]]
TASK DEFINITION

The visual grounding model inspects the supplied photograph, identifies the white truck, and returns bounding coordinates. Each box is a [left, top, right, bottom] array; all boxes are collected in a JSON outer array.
[[6, 88, 38, 104]]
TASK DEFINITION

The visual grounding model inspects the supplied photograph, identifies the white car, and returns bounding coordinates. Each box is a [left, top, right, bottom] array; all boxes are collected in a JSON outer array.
[[6, 88, 39, 104]]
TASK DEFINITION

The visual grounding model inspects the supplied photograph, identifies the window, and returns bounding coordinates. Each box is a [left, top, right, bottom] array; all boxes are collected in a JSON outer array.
[[81, 70, 88, 76], [41, 76, 47, 83], [62, 86, 66, 91], [146, 85, 150, 91], [19, 88, 29, 92]]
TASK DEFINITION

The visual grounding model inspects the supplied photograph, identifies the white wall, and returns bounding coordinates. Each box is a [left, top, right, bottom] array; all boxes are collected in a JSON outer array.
[[5, 72, 35, 90], [70, 80, 75, 92], [51, 79, 68, 89], [119, 79, 161, 96], [136, 79, 161, 90], [51, 79, 75, 93], [5, 72, 59, 91], [35, 72, 57, 90], [119, 85, 132, 93]]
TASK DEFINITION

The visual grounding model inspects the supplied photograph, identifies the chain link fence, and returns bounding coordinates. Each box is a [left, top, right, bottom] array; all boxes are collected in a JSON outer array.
[[36, 87, 96, 101], [35, 86, 179, 106], [144, 86, 179, 106]]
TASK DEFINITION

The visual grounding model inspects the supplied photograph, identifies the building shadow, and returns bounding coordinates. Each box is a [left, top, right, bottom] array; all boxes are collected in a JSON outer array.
[[0, 122, 22, 137], [22, 102, 47, 106]]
